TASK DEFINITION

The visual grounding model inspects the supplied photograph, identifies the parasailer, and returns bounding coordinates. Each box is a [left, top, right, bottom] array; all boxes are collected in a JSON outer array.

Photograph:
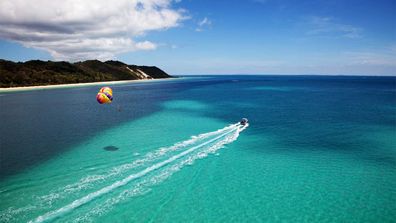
[[97, 87, 113, 104]]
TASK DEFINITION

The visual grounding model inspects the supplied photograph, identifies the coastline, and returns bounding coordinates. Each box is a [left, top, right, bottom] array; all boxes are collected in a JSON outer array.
[[0, 78, 177, 93]]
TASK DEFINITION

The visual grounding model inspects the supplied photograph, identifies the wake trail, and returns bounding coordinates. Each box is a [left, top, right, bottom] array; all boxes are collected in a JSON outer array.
[[39, 124, 239, 203], [1, 124, 239, 222], [30, 124, 246, 223], [76, 124, 248, 222]]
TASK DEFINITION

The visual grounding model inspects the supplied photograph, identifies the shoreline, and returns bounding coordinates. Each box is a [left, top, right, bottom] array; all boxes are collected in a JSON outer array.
[[0, 78, 176, 93]]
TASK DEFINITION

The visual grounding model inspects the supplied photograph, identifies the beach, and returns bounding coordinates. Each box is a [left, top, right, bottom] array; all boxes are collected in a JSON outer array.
[[0, 78, 176, 93]]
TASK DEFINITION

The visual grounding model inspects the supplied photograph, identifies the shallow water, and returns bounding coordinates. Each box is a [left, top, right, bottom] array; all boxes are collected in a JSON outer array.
[[1, 75, 395, 222]]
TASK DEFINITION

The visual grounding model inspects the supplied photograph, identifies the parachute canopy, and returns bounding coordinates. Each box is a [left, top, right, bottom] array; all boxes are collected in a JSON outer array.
[[97, 87, 113, 104]]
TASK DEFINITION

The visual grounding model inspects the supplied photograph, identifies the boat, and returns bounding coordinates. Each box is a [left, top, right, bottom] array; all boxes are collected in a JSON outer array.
[[240, 118, 248, 125]]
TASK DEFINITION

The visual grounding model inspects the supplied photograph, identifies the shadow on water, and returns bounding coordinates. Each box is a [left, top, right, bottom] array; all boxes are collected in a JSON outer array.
[[0, 78, 220, 179], [103, 146, 120, 151]]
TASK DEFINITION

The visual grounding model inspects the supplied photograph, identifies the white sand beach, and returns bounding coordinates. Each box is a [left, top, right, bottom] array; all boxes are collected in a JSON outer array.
[[0, 78, 176, 93]]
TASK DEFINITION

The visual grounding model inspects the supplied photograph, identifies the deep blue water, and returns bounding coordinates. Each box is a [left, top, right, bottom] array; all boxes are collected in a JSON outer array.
[[0, 75, 395, 222]]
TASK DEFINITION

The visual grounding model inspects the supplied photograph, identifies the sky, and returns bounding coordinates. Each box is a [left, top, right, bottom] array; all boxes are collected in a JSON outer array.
[[0, 0, 395, 75]]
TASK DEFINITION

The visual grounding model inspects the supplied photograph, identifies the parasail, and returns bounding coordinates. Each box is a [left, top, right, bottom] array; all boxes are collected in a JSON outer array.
[[97, 87, 113, 104]]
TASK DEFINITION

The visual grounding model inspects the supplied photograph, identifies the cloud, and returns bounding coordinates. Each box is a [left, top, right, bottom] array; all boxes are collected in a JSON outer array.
[[0, 0, 185, 61], [195, 17, 211, 32], [306, 16, 363, 39], [343, 51, 396, 66], [135, 41, 157, 50]]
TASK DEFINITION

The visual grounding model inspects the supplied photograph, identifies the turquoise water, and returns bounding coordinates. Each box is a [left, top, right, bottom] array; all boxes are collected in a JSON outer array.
[[0, 75, 395, 222]]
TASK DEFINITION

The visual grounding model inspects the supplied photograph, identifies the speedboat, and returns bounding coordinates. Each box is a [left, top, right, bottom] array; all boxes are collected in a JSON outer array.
[[240, 118, 248, 125]]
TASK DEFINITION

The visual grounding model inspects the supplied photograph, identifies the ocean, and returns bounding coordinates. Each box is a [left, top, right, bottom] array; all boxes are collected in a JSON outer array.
[[0, 75, 395, 222]]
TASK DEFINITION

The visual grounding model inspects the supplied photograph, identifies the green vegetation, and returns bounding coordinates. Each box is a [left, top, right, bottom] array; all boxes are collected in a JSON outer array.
[[0, 59, 172, 87]]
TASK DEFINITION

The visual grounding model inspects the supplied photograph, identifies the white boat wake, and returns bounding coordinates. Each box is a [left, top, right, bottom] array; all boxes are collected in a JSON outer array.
[[2, 123, 248, 223]]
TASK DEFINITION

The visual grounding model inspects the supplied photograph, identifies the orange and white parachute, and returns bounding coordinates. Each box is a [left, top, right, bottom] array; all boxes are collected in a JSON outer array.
[[96, 87, 113, 104]]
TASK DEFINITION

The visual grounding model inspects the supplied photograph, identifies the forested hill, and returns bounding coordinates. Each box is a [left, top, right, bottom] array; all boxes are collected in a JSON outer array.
[[0, 59, 173, 87]]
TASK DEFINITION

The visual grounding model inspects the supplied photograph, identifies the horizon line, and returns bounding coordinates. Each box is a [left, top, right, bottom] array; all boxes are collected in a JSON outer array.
[[177, 73, 396, 77]]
